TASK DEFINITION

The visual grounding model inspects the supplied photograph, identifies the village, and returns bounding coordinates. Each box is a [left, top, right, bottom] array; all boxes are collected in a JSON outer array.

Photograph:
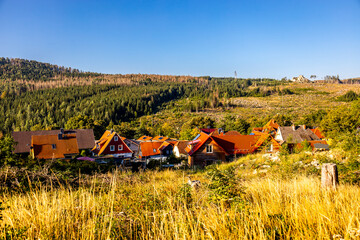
[[11, 119, 329, 169]]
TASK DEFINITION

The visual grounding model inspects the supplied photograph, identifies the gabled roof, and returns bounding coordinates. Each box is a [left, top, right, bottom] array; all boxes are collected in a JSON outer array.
[[174, 140, 189, 155], [278, 126, 320, 143], [187, 132, 211, 155], [212, 135, 260, 154], [12, 129, 95, 154], [224, 131, 241, 136], [32, 134, 79, 159], [200, 128, 217, 134], [152, 136, 169, 141], [252, 131, 281, 150], [252, 127, 263, 132], [159, 142, 172, 151], [92, 130, 132, 155], [187, 132, 260, 156], [310, 128, 325, 139], [137, 135, 153, 141], [263, 119, 280, 133], [140, 141, 163, 157]]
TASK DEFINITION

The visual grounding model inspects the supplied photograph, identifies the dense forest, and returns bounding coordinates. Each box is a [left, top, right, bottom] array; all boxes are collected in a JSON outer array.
[[0, 58, 294, 138], [1, 57, 359, 143]]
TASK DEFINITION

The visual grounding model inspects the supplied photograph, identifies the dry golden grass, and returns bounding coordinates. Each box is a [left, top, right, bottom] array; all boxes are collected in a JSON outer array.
[[1, 166, 360, 239]]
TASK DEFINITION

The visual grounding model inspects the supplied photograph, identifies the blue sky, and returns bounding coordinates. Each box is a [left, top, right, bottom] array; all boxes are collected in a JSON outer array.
[[0, 0, 359, 79]]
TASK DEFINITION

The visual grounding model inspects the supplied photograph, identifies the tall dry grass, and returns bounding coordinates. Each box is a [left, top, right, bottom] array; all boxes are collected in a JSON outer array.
[[1, 169, 359, 239]]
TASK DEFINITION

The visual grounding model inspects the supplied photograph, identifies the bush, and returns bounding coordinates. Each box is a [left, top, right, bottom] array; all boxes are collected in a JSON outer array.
[[206, 166, 245, 207], [337, 90, 359, 102]]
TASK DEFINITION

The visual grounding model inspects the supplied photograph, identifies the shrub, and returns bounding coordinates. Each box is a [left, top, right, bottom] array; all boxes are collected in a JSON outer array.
[[337, 90, 359, 102], [176, 183, 193, 207], [206, 166, 245, 207]]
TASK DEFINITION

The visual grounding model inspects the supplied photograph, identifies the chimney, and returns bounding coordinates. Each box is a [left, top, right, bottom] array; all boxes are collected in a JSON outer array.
[[60, 128, 64, 134], [110, 129, 114, 134], [302, 125, 306, 130], [292, 124, 296, 131], [218, 128, 223, 135]]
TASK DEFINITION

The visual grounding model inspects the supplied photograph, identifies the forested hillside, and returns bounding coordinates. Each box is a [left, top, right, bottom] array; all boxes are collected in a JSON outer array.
[[1, 57, 360, 143], [0, 58, 288, 138]]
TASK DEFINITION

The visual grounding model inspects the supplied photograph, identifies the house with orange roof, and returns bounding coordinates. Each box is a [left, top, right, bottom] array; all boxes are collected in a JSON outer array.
[[186, 130, 284, 167], [92, 130, 133, 158], [187, 132, 270, 167], [186, 132, 226, 167], [31, 133, 79, 160], [139, 141, 164, 160]]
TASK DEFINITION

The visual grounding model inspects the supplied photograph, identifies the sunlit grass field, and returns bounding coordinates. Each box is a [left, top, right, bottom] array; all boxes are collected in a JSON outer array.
[[1, 156, 360, 239]]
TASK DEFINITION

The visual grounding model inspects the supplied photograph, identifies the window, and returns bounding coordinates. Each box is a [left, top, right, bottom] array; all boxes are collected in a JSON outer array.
[[51, 144, 56, 150], [110, 145, 115, 151], [206, 145, 213, 153], [166, 150, 169, 155], [114, 136, 118, 141], [118, 145, 123, 151], [266, 144, 273, 152], [153, 148, 156, 153]]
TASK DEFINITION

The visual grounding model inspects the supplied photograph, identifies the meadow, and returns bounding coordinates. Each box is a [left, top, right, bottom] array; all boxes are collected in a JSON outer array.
[[1, 152, 360, 240]]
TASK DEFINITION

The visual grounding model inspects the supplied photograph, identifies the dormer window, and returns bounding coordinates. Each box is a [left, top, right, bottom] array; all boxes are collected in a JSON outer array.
[[159, 137, 163, 140], [114, 136, 118, 141], [206, 145, 213, 153]]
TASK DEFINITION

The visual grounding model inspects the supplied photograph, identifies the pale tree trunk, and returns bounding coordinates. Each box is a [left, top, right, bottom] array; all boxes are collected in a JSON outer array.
[[321, 163, 338, 189]]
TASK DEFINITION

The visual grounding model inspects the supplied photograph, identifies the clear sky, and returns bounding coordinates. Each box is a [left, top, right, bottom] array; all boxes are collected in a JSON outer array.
[[0, 0, 359, 79]]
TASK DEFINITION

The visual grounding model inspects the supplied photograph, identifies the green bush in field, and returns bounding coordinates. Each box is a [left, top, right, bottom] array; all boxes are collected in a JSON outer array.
[[337, 90, 359, 102], [206, 166, 245, 207]]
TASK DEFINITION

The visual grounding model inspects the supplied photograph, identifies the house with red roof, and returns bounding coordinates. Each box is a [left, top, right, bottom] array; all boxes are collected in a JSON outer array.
[[92, 130, 133, 158], [187, 131, 277, 167]]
